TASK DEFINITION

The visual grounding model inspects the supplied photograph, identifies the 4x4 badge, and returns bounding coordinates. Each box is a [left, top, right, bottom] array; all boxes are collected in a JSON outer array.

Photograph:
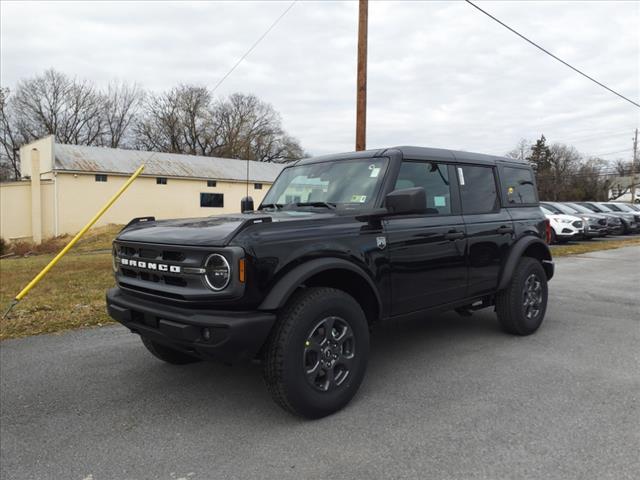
[[376, 236, 387, 250]]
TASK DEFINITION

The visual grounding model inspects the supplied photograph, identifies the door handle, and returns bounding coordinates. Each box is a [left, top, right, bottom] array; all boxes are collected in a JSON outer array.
[[445, 230, 465, 240], [497, 225, 514, 234]]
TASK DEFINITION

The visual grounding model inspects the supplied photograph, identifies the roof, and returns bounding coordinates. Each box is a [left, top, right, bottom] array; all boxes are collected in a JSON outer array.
[[295, 146, 524, 166], [53, 143, 285, 182]]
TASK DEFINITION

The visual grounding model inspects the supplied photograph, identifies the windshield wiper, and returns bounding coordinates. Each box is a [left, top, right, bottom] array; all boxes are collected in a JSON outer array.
[[292, 201, 337, 210], [259, 203, 283, 210]]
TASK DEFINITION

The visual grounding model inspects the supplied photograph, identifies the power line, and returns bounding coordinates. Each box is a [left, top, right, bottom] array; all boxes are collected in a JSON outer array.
[[465, 0, 640, 109], [210, 0, 298, 94], [591, 149, 632, 157]]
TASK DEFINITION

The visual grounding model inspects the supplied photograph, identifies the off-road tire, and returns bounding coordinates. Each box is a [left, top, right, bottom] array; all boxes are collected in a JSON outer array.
[[141, 336, 201, 365], [263, 287, 369, 419], [496, 257, 548, 336]]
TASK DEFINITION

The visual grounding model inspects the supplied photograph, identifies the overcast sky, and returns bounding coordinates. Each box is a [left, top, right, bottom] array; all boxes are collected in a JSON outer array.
[[1, 0, 638, 161]]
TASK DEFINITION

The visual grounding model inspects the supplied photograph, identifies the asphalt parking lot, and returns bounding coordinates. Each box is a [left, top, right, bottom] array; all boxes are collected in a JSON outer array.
[[1, 246, 639, 480]]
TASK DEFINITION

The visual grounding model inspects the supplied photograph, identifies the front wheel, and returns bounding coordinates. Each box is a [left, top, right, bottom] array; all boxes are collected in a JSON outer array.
[[263, 287, 369, 419], [496, 257, 548, 335]]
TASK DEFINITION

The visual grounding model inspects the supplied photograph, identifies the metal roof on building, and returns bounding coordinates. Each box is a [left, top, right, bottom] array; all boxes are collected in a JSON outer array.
[[54, 143, 285, 182]]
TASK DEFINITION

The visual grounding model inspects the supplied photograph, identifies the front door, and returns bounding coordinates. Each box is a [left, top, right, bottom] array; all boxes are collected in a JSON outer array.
[[385, 161, 468, 316]]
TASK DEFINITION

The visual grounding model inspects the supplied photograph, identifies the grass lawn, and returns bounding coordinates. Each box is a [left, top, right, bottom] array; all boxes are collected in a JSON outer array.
[[1, 230, 639, 341], [0, 225, 120, 340], [551, 237, 640, 256]]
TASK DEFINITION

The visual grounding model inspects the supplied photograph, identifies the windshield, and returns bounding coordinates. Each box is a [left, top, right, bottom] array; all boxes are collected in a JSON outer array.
[[580, 203, 601, 213], [565, 203, 593, 214], [261, 158, 388, 210], [605, 203, 633, 212], [540, 202, 562, 214], [595, 203, 613, 212], [553, 203, 580, 215]]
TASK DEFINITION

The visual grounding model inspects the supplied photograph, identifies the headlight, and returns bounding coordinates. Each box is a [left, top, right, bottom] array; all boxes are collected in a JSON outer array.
[[559, 218, 571, 224], [204, 254, 231, 291]]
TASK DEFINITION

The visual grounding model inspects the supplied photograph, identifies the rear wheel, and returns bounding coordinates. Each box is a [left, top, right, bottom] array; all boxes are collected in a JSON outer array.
[[141, 337, 201, 365], [496, 257, 548, 335], [263, 287, 369, 419]]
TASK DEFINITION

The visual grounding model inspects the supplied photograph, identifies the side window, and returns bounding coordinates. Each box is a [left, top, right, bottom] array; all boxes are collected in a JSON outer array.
[[457, 165, 499, 214], [394, 161, 452, 214], [501, 167, 537, 204]]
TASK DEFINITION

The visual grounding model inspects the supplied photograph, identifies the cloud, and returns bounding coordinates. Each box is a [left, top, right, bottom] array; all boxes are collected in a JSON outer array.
[[1, 0, 638, 160]]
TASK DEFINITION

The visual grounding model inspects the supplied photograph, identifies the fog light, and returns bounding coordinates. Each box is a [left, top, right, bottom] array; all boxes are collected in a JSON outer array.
[[202, 328, 211, 341]]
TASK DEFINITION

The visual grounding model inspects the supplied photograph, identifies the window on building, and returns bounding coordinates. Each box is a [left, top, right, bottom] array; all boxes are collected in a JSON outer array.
[[207, 180, 217, 187], [393, 161, 452, 214], [457, 165, 499, 214], [156, 177, 167, 185], [501, 167, 537, 204], [95, 174, 107, 182], [200, 193, 224, 208], [254, 183, 263, 190]]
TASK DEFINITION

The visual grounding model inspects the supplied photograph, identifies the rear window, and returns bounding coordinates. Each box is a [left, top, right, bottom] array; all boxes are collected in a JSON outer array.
[[501, 167, 537, 205]]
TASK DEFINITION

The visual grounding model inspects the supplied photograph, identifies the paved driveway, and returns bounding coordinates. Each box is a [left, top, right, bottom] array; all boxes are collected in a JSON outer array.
[[1, 247, 639, 480]]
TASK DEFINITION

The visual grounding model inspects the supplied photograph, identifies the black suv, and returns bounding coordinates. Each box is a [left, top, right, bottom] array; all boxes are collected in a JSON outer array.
[[106, 146, 554, 418]]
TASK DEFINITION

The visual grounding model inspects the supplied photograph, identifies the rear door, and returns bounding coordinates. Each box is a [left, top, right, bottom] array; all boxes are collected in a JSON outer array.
[[385, 161, 467, 316], [456, 164, 514, 297]]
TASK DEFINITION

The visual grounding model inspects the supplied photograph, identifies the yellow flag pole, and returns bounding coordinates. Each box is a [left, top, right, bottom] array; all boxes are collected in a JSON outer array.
[[2, 164, 145, 319]]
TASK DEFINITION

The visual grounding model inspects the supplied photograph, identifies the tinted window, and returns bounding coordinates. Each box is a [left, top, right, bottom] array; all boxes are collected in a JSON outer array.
[[501, 167, 536, 204], [394, 161, 452, 214], [457, 165, 499, 214], [200, 193, 224, 208]]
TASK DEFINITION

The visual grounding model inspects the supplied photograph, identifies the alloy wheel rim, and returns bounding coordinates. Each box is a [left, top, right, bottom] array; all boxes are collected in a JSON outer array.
[[522, 273, 543, 320], [303, 316, 355, 392]]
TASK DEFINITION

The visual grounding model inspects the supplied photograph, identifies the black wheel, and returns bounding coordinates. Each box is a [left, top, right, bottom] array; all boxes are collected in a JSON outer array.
[[141, 336, 201, 365], [263, 287, 369, 419], [496, 257, 548, 336]]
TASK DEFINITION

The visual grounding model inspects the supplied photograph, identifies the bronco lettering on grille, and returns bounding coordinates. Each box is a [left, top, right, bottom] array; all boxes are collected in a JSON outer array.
[[119, 257, 181, 273]]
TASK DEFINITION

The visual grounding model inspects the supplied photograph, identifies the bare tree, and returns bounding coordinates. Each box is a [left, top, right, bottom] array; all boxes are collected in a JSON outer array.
[[101, 81, 144, 148], [136, 89, 303, 162], [0, 87, 23, 180], [135, 85, 218, 155], [213, 93, 303, 162], [506, 138, 530, 161], [12, 69, 104, 145]]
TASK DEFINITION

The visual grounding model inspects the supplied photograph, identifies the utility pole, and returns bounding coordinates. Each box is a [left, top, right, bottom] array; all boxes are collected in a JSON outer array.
[[355, 0, 368, 151], [631, 128, 638, 204]]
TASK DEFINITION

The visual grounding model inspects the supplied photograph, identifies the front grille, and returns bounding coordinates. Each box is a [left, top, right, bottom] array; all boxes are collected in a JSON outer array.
[[114, 241, 209, 298], [598, 219, 606, 226], [572, 220, 583, 228]]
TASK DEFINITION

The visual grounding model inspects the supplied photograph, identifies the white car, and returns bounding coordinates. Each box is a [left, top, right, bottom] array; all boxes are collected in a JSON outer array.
[[540, 206, 584, 243]]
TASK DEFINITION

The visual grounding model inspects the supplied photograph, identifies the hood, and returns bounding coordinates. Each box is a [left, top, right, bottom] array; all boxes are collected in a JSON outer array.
[[116, 210, 336, 246], [545, 213, 581, 223]]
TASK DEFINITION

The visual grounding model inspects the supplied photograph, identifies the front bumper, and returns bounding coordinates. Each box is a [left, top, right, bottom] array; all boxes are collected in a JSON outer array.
[[106, 287, 276, 363]]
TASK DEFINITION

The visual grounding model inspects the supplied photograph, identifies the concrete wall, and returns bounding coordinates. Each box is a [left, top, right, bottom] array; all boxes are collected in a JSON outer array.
[[55, 173, 272, 234], [0, 180, 55, 241]]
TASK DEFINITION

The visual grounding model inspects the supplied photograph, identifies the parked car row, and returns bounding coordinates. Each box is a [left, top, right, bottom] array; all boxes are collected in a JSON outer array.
[[540, 201, 640, 244]]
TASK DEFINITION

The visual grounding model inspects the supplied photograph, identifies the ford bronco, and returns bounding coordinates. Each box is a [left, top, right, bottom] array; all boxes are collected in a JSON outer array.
[[106, 146, 554, 418]]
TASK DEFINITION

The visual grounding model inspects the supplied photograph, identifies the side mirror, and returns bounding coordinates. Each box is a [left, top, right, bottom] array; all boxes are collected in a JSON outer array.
[[241, 196, 254, 213], [385, 187, 426, 215]]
